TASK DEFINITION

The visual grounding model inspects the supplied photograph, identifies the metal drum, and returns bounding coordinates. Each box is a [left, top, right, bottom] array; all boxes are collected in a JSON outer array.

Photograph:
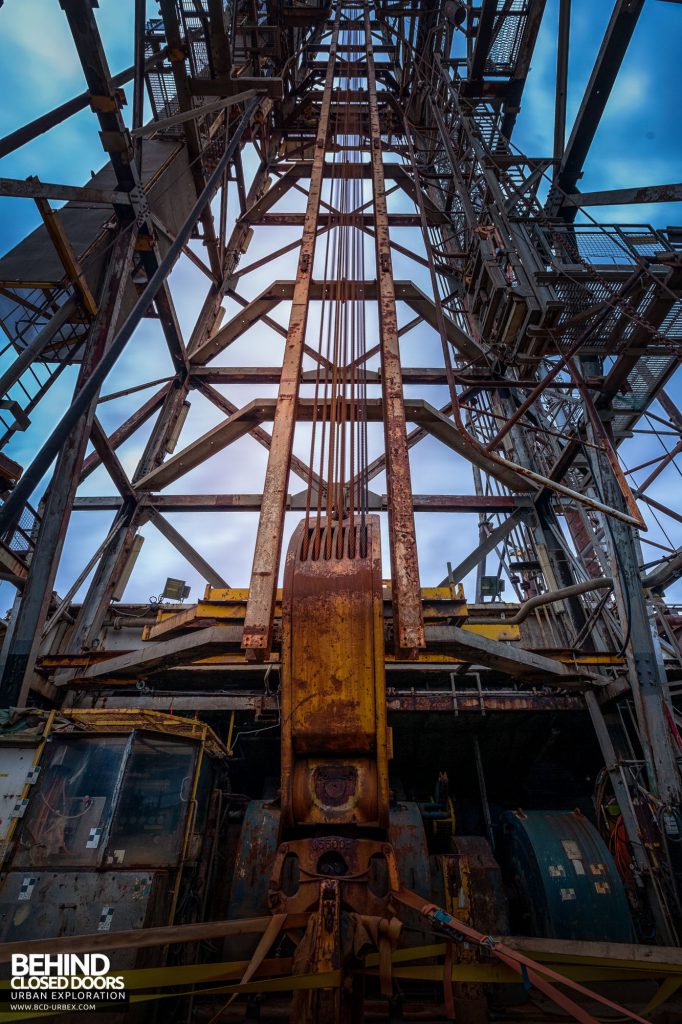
[[501, 809, 633, 942]]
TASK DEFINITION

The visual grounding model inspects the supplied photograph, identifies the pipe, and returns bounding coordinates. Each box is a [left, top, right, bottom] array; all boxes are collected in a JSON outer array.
[[505, 577, 613, 625], [643, 548, 682, 592]]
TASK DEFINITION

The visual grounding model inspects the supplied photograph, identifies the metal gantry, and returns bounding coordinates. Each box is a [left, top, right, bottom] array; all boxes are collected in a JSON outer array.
[[0, 0, 681, 949]]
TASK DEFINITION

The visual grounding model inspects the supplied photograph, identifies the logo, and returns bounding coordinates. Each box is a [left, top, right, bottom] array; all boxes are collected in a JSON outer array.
[[8, 953, 128, 1013]]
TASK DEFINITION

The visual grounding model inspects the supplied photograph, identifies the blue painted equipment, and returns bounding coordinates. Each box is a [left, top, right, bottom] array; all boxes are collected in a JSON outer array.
[[501, 809, 633, 942], [228, 799, 281, 922]]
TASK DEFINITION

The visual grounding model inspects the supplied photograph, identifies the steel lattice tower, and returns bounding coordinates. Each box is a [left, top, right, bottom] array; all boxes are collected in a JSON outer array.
[[0, 0, 682, 972]]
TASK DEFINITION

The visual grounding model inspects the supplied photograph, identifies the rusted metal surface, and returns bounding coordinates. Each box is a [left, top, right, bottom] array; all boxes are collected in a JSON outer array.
[[70, 690, 585, 713], [433, 836, 510, 1023], [78, 383, 171, 482], [1, 0, 682, 983], [71, 492, 533, 514], [280, 516, 389, 830], [269, 836, 400, 918], [437, 838, 510, 936], [228, 799, 282, 923], [564, 182, 682, 207], [265, 511, 415, 1017], [385, 690, 583, 713], [365, 11, 424, 655], [242, 21, 340, 657], [565, 359, 645, 527], [388, 801, 432, 898], [34, 196, 98, 317], [0, 227, 138, 708]]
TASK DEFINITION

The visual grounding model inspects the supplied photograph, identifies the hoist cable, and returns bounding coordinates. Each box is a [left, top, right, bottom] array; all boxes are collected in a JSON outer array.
[[303, 14, 371, 558]]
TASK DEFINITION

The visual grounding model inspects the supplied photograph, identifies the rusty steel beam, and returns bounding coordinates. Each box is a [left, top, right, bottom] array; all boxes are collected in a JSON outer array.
[[194, 380, 321, 490], [553, 0, 570, 169], [135, 399, 266, 492], [366, 11, 424, 654], [130, 90, 261, 138], [148, 509, 229, 589], [191, 284, 286, 364], [67, 624, 243, 682], [550, 0, 645, 216], [564, 183, 682, 207], [72, 493, 530, 513], [385, 690, 583, 713], [254, 212, 437, 227], [191, 280, 477, 362], [34, 197, 99, 317], [437, 509, 529, 587], [79, 383, 171, 482], [74, 690, 585, 713], [0, 97, 261, 536], [192, 366, 551, 386], [470, 0, 498, 81], [500, 0, 548, 138], [158, 0, 222, 279], [0, 177, 131, 205], [241, 22, 340, 657], [96, 392, 536, 498], [0, 47, 173, 160], [0, 229, 138, 707], [89, 418, 136, 500], [485, 269, 645, 452]]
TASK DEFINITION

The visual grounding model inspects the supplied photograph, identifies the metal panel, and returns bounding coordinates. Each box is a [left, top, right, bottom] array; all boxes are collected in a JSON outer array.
[[227, 799, 281, 922], [11, 733, 130, 870], [0, 746, 37, 842], [389, 801, 431, 899], [0, 870, 167, 970]]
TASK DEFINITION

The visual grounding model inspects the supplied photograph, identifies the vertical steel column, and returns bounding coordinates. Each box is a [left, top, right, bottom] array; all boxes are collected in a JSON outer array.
[[589, 436, 681, 807], [0, 228, 137, 707], [132, 0, 146, 173], [61, 155, 277, 674], [59, 382, 193, 676], [584, 690, 678, 944], [365, 10, 424, 653], [242, 21, 340, 656], [553, 0, 571, 174], [158, 0, 222, 279]]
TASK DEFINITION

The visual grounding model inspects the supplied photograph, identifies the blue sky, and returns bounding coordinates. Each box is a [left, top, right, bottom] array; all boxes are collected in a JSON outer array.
[[0, 0, 681, 612]]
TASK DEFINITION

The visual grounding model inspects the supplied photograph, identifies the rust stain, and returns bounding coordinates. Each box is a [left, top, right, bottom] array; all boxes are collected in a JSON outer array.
[[280, 516, 390, 831]]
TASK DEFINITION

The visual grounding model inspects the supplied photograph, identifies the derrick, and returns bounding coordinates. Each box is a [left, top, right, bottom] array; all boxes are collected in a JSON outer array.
[[0, 2, 681, 1022]]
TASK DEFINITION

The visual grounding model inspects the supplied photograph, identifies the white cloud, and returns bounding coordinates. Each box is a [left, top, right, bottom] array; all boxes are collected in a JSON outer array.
[[1, 3, 84, 94], [603, 69, 649, 118]]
